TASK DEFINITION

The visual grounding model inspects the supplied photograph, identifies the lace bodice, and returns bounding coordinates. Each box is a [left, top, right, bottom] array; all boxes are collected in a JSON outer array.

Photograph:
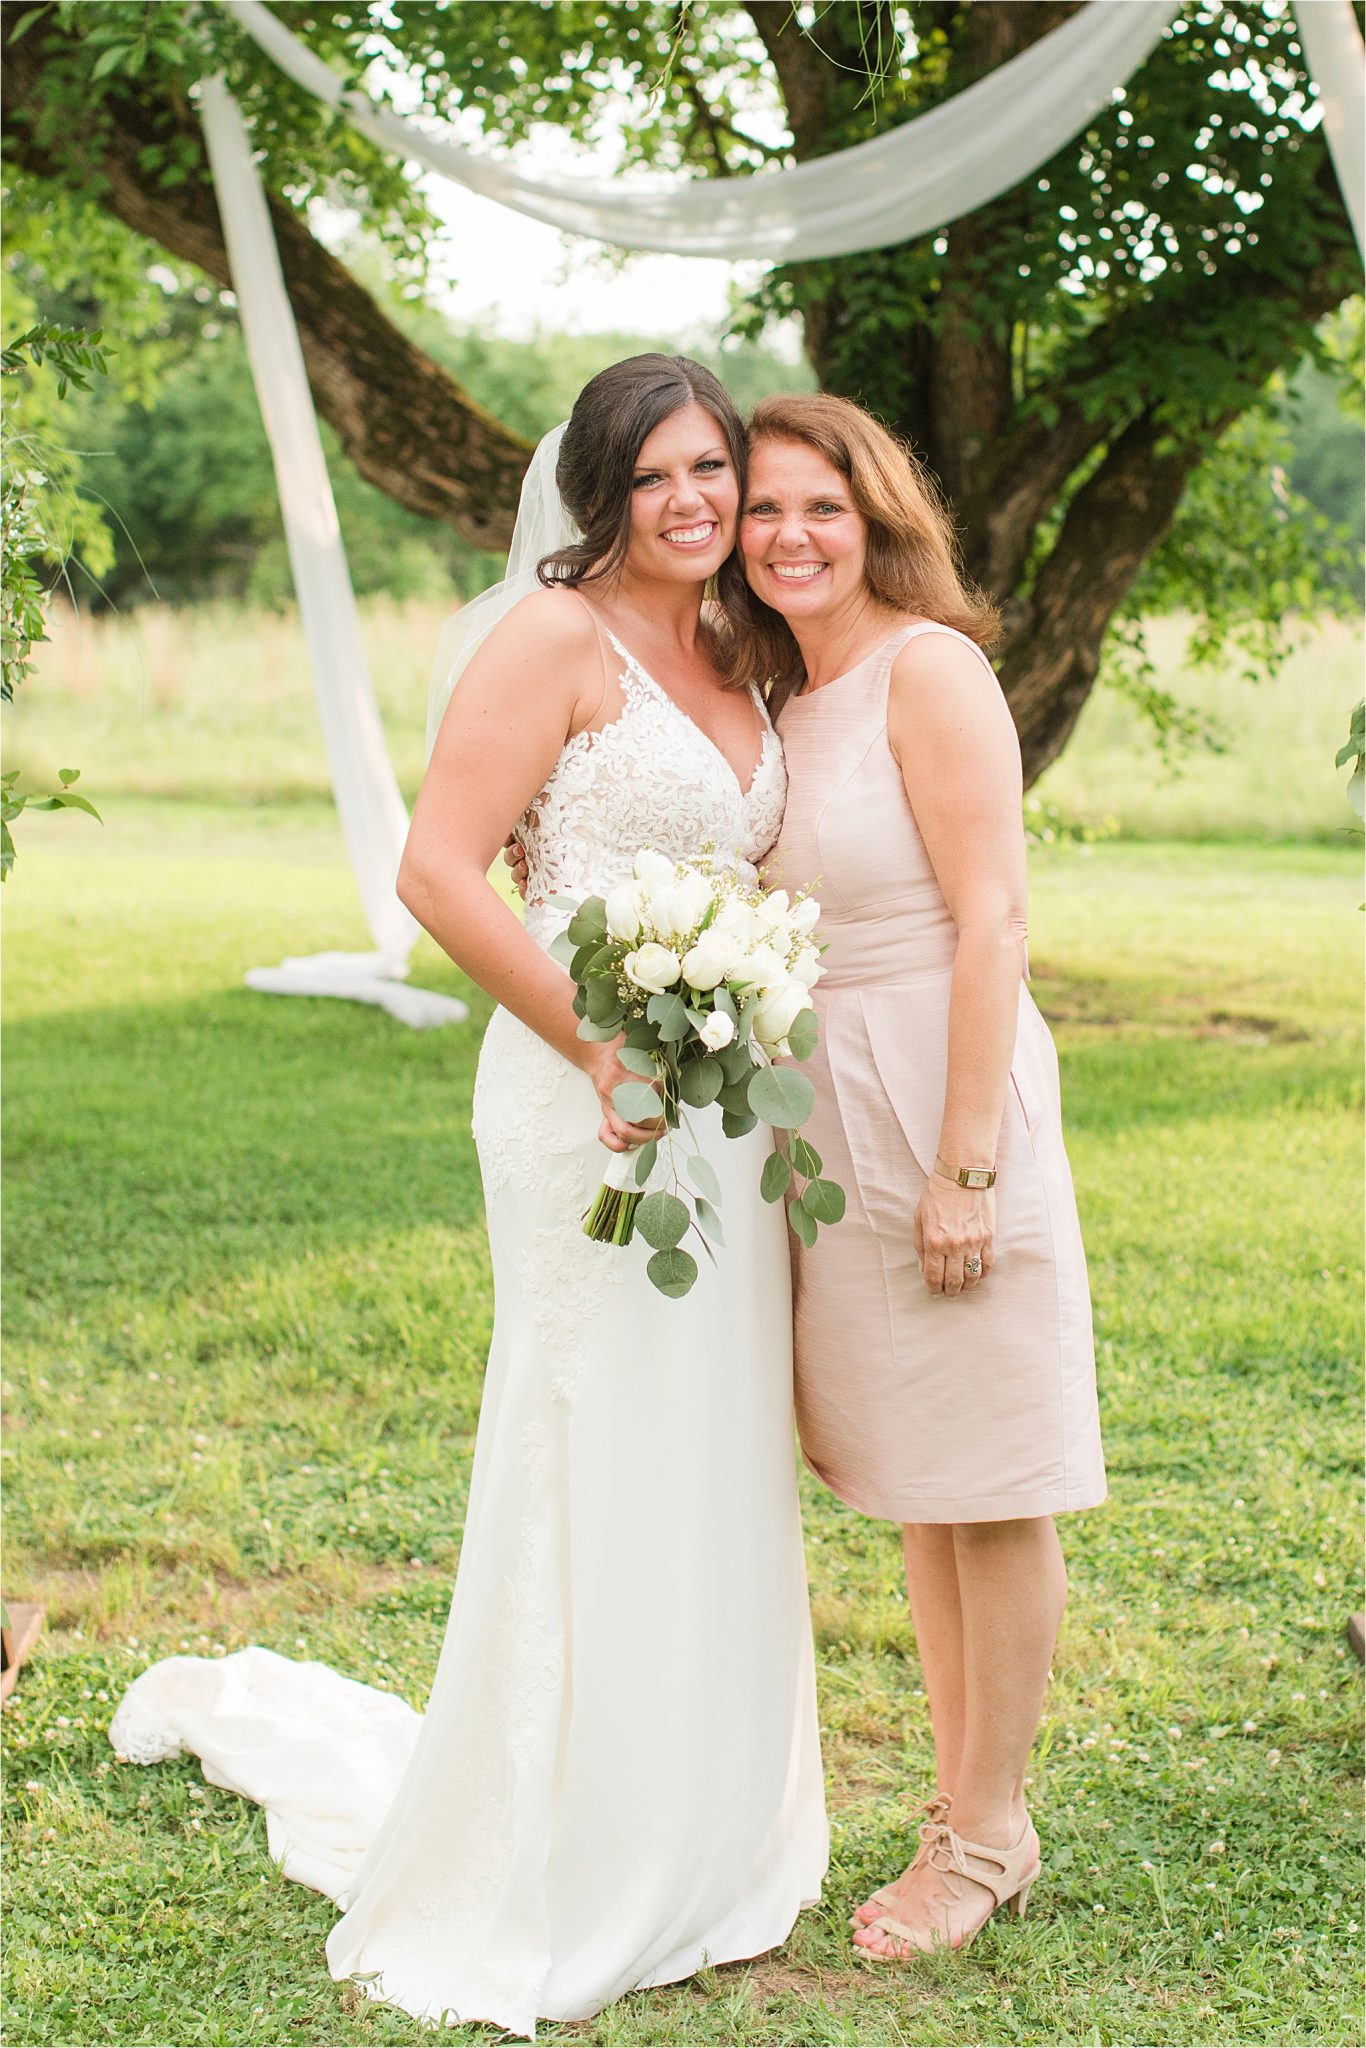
[[518, 630, 786, 941]]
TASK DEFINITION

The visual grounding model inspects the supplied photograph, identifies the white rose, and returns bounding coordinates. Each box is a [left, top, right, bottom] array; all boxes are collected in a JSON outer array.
[[711, 897, 760, 944], [790, 944, 825, 988], [681, 928, 742, 991], [696, 1010, 736, 1051], [604, 880, 647, 942], [633, 849, 675, 890], [754, 889, 791, 931], [623, 942, 681, 995], [752, 979, 814, 1053], [790, 897, 821, 938], [731, 944, 789, 992], [675, 870, 715, 930]]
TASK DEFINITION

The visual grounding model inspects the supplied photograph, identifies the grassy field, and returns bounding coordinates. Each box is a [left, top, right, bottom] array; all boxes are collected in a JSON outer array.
[[2, 604, 1362, 2045], [4, 812, 1361, 2047], [10, 599, 1363, 842]]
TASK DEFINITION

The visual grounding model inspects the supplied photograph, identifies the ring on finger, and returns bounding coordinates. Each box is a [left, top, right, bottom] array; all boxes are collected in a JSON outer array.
[[964, 1254, 983, 1278]]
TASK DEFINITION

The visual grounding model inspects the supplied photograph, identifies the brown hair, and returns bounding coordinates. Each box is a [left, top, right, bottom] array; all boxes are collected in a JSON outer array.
[[537, 353, 747, 589], [717, 392, 999, 704]]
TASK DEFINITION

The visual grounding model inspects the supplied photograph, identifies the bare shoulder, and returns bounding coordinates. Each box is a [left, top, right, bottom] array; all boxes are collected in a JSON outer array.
[[888, 627, 1017, 778], [480, 583, 599, 671]]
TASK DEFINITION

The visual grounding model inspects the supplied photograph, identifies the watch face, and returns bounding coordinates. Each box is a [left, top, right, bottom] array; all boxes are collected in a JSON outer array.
[[964, 1168, 991, 1187]]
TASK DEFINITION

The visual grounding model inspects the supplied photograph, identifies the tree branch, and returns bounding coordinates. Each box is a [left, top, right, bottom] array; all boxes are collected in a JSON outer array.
[[1, 4, 530, 550]]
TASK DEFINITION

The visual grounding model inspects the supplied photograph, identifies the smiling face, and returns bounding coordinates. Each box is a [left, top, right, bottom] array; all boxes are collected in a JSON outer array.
[[622, 401, 740, 587], [740, 437, 871, 623]]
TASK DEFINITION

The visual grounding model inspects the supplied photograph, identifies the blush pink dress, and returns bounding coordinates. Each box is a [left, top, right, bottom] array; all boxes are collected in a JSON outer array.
[[770, 622, 1106, 1525]]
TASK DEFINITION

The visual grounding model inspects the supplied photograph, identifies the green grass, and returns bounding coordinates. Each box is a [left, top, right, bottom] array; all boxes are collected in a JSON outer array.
[[3, 795, 1360, 2046], [10, 599, 1362, 841]]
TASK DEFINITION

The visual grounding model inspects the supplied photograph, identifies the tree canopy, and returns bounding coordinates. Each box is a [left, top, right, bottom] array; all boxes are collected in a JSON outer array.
[[2, 0, 1361, 779]]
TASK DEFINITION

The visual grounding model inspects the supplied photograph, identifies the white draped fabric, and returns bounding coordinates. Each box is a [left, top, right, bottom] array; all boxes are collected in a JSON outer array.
[[197, 77, 467, 1028], [1295, 0, 1366, 257], [226, 0, 1181, 262]]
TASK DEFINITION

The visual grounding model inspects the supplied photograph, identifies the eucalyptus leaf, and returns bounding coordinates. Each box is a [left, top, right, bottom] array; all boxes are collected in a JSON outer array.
[[636, 1190, 690, 1251], [747, 1065, 816, 1129], [586, 977, 625, 1027], [721, 1109, 758, 1140], [712, 986, 738, 1025], [760, 1150, 792, 1203], [633, 1139, 659, 1187], [788, 1199, 818, 1249], [576, 1017, 622, 1041], [679, 1057, 724, 1108], [612, 1081, 663, 1123], [646, 1247, 699, 1299], [646, 992, 690, 1041], [694, 1197, 725, 1246], [800, 1177, 847, 1226], [616, 1046, 659, 1079], [786, 1008, 819, 1062], [685, 1154, 722, 1205], [790, 1135, 824, 1180], [548, 929, 579, 968]]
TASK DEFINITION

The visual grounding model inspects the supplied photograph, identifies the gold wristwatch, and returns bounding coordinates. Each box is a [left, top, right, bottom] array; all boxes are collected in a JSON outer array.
[[934, 1155, 997, 1190]]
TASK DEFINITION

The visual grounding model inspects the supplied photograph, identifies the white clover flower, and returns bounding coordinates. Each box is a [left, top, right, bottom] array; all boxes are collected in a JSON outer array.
[[623, 943, 681, 995]]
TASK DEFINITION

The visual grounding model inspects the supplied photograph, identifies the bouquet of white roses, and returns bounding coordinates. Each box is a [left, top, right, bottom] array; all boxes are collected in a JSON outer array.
[[549, 850, 846, 1299]]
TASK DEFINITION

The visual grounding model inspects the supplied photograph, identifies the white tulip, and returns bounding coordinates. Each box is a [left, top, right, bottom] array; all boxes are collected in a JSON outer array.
[[790, 897, 821, 938], [634, 849, 675, 890], [697, 1010, 736, 1051], [711, 897, 759, 943], [752, 979, 814, 1053], [790, 944, 825, 988], [604, 880, 647, 942], [682, 928, 742, 991], [646, 885, 697, 942], [675, 870, 715, 930], [623, 942, 682, 995], [754, 889, 791, 931], [730, 944, 789, 992]]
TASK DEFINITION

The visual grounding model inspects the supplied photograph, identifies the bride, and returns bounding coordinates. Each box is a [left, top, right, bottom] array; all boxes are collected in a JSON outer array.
[[110, 354, 827, 2036]]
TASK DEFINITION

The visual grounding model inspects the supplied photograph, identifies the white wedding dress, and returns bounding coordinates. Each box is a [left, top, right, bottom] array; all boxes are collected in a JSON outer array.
[[110, 627, 828, 2038]]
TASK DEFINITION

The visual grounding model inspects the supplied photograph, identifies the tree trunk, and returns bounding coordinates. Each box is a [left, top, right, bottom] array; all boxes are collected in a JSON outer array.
[[1, 4, 531, 549]]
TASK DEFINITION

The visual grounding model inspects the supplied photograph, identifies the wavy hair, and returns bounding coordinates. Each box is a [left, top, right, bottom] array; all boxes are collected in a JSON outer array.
[[717, 393, 999, 704], [537, 354, 746, 589]]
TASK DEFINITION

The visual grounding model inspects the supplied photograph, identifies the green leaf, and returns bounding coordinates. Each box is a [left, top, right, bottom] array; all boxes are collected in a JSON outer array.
[[56, 768, 79, 787], [790, 1135, 824, 1180], [712, 986, 738, 1024], [747, 1065, 816, 1129], [800, 1177, 847, 1226], [585, 977, 625, 1027], [721, 1109, 758, 1140], [646, 1247, 699, 1299], [616, 1046, 658, 1078], [786, 1008, 819, 1062], [646, 992, 690, 1041], [636, 1190, 690, 1250], [7, 9, 48, 42], [678, 1057, 723, 1108], [548, 929, 578, 968], [736, 998, 756, 1045], [694, 1197, 725, 1246], [612, 1081, 663, 1123], [719, 1042, 754, 1085], [633, 1139, 658, 1187], [685, 1154, 721, 1205], [788, 1200, 818, 1249], [622, 1017, 657, 1051], [760, 1150, 792, 1203], [567, 902, 608, 948], [90, 43, 133, 79], [718, 1077, 757, 1116], [576, 1017, 620, 1041]]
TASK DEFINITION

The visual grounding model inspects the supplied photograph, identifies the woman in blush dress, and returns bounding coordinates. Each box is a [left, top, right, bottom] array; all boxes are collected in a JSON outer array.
[[727, 393, 1105, 1959]]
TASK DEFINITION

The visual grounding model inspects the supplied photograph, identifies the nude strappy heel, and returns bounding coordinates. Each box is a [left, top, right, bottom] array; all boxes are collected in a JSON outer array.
[[849, 1792, 952, 1929], [857, 1813, 1042, 1957]]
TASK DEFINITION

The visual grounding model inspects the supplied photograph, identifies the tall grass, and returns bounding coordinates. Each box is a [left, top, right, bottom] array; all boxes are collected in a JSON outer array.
[[10, 599, 1363, 840]]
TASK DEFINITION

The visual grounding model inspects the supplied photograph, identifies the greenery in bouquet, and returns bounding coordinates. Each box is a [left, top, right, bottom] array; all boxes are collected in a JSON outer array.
[[550, 852, 846, 1299]]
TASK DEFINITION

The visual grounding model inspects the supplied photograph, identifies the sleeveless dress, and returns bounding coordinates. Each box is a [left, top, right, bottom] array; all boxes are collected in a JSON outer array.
[[769, 622, 1106, 1526], [109, 626, 828, 2037]]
